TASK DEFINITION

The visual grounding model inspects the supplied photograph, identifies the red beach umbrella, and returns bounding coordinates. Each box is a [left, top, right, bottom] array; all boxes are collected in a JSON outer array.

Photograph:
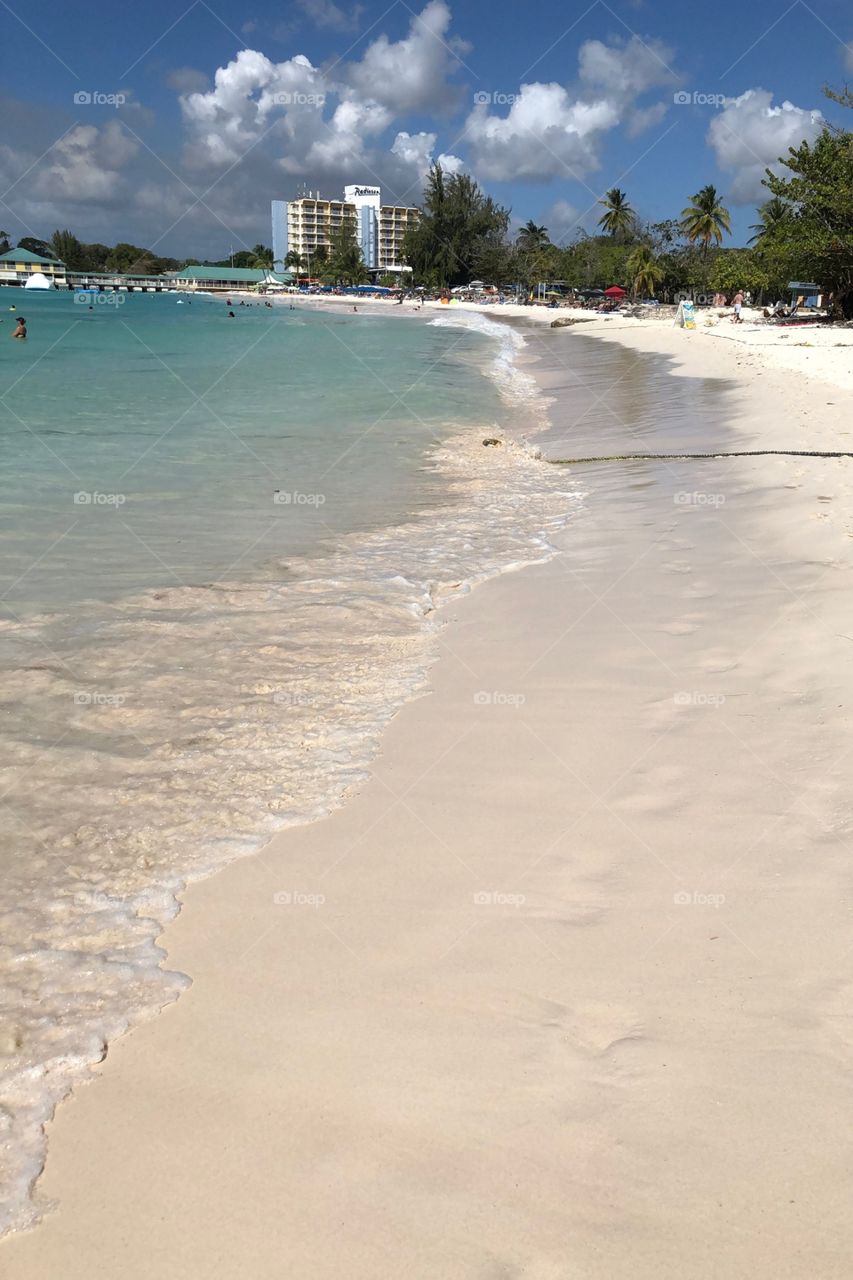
[[604, 285, 627, 297]]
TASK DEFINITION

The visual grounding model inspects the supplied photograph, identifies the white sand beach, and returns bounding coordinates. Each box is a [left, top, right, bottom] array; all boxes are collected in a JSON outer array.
[[4, 308, 853, 1278]]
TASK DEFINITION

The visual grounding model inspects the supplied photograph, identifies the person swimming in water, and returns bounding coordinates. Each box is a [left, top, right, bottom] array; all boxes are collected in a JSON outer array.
[[12, 316, 26, 340]]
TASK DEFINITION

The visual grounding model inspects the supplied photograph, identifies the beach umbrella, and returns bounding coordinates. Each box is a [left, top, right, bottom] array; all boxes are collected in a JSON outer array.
[[604, 285, 627, 297]]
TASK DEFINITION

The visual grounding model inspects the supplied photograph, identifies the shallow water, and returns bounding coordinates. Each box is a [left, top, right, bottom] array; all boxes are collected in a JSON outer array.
[[0, 295, 582, 1235]]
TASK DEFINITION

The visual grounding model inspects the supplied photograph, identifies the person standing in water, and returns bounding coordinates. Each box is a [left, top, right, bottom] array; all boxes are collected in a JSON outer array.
[[12, 316, 26, 339]]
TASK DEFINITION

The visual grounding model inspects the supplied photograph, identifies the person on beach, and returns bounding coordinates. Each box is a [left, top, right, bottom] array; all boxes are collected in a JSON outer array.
[[732, 291, 744, 324], [11, 316, 26, 339]]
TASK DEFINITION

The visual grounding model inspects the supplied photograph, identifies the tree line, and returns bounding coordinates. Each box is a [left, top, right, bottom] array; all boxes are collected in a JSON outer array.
[[0, 230, 277, 276], [402, 85, 852, 315]]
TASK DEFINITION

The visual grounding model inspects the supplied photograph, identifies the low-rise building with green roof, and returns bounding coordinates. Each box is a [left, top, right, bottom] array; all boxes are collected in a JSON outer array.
[[171, 265, 294, 291], [0, 247, 67, 286]]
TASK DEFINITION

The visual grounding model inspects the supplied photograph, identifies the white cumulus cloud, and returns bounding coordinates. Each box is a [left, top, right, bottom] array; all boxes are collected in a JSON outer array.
[[707, 88, 824, 203], [391, 130, 464, 178], [465, 84, 620, 181], [33, 122, 139, 203], [463, 35, 678, 182], [342, 0, 468, 116]]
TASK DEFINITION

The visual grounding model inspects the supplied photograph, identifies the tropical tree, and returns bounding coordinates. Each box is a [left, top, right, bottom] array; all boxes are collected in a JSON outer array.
[[322, 222, 369, 285], [51, 229, 88, 269], [473, 239, 518, 288], [17, 236, 55, 259], [762, 87, 853, 316], [403, 165, 510, 287], [624, 244, 665, 299], [708, 248, 776, 301], [517, 220, 550, 254], [250, 243, 273, 270], [597, 188, 635, 239], [558, 230, 634, 290], [680, 185, 732, 257], [514, 221, 555, 287], [748, 197, 793, 245], [0, 230, 9, 254]]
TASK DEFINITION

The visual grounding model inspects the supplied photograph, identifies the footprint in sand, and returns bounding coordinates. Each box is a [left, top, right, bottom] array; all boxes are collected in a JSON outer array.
[[698, 651, 740, 674], [657, 617, 704, 636], [661, 560, 693, 575]]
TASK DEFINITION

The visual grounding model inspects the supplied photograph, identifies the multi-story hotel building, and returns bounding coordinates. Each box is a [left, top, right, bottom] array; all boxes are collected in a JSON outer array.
[[272, 186, 419, 277]]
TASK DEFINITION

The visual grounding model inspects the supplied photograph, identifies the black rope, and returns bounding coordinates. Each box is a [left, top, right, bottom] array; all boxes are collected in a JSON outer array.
[[548, 450, 853, 465]]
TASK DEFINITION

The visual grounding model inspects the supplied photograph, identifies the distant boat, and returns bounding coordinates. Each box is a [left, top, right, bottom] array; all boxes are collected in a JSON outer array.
[[24, 272, 53, 290]]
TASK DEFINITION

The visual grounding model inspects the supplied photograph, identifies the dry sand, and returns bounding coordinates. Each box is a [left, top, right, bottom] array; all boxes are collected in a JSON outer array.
[[4, 311, 853, 1278]]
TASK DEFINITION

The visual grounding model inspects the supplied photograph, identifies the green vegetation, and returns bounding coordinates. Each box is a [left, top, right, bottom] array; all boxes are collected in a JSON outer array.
[[748, 198, 793, 245], [2, 230, 279, 277], [624, 244, 665, 299], [45, 230, 182, 274], [402, 165, 510, 288], [680, 185, 732, 257], [597, 188, 636, 240], [321, 222, 370, 285], [761, 86, 853, 316]]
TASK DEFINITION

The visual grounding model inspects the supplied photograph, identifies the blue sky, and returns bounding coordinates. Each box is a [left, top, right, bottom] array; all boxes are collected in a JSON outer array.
[[1, 0, 850, 257]]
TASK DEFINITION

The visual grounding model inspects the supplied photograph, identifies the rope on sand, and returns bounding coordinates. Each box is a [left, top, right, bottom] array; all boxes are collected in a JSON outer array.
[[548, 450, 853, 465]]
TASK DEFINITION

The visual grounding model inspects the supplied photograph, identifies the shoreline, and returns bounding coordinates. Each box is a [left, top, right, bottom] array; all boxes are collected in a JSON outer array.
[[257, 289, 853, 390], [5, 312, 853, 1276], [0, 301, 576, 1240]]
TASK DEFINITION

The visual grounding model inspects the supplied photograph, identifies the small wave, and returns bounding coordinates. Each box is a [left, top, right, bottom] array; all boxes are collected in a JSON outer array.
[[0, 327, 582, 1237]]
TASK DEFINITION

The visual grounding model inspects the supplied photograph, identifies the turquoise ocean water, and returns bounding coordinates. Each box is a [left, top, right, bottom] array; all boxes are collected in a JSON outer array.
[[0, 289, 580, 1234]]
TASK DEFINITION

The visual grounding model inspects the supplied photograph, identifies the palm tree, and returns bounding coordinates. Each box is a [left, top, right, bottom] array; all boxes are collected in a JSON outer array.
[[517, 220, 550, 254], [748, 197, 792, 245], [597, 188, 635, 239], [625, 244, 664, 300], [284, 249, 308, 279], [680, 185, 732, 257], [250, 244, 273, 270]]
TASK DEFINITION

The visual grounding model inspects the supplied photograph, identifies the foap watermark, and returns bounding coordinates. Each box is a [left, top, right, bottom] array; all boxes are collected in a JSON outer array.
[[473, 90, 520, 107], [473, 891, 526, 908], [473, 690, 526, 708], [74, 291, 125, 307], [673, 90, 726, 109], [674, 691, 726, 708], [270, 91, 326, 107], [73, 691, 127, 707], [272, 691, 315, 707], [273, 890, 326, 907], [673, 890, 726, 908], [674, 491, 726, 508], [274, 490, 326, 507], [74, 90, 126, 108], [73, 491, 126, 506]]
